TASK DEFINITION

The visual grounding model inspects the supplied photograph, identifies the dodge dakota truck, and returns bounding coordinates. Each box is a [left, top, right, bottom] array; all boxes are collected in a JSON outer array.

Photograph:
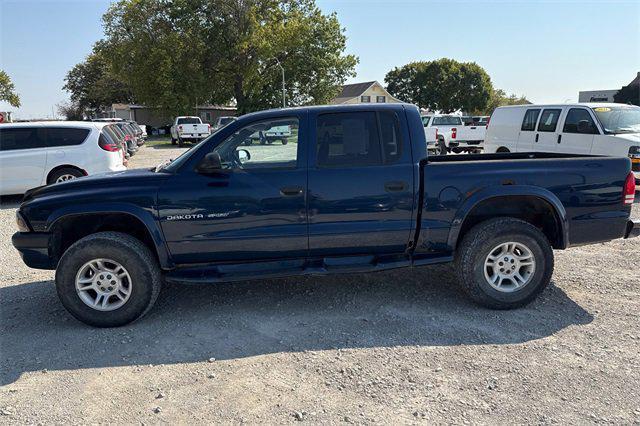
[[12, 104, 639, 327]]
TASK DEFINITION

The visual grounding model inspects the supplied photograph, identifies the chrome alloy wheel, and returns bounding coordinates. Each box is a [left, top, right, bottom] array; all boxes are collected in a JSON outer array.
[[55, 174, 77, 183], [483, 242, 536, 293], [75, 259, 132, 311]]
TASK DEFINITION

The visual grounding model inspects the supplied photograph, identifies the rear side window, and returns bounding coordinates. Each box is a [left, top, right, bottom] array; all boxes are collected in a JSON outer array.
[[537, 109, 562, 132], [378, 111, 402, 164], [563, 108, 599, 134], [0, 127, 46, 151], [317, 112, 382, 167], [46, 128, 90, 147], [432, 116, 462, 126], [521, 109, 540, 131]]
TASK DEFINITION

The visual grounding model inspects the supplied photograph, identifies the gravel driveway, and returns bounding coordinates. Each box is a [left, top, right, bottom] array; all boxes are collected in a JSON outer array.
[[1, 144, 638, 424]]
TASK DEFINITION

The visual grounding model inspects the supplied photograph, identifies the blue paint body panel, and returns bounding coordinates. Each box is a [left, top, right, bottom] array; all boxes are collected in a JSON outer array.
[[13, 104, 635, 279]]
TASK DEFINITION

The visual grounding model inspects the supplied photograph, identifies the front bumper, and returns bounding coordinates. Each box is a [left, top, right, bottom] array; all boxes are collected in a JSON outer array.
[[12, 232, 56, 269], [625, 220, 640, 239]]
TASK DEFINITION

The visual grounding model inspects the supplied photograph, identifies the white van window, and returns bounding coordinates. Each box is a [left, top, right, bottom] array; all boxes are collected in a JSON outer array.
[[521, 109, 540, 131], [563, 109, 598, 134], [592, 106, 640, 135], [537, 109, 562, 132]]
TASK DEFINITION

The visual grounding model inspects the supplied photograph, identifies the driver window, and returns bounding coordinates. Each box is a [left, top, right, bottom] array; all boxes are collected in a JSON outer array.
[[214, 118, 299, 170]]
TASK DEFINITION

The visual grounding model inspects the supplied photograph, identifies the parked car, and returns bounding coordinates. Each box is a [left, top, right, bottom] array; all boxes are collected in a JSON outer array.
[[126, 121, 146, 145], [422, 115, 485, 154], [138, 124, 148, 139], [213, 116, 237, 130], [170, 116, 211, 146], [462, 116, 490, 126], [113, 122, 139, 156], [484, 103, 640, 190], [0, 122, 126, 196], [11, 104, 638, 327]]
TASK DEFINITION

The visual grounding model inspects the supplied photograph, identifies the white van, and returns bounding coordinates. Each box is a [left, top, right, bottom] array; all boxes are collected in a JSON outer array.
[[0, 121, 127, 196], [484, 103, 640, 189]]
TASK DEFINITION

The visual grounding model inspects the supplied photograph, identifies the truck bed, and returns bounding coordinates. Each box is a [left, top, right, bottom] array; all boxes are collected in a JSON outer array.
[[418, 152, 633, 252]]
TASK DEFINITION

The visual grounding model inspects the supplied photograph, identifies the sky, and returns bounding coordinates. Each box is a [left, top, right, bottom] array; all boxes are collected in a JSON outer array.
[[1, 0, 639, 119]]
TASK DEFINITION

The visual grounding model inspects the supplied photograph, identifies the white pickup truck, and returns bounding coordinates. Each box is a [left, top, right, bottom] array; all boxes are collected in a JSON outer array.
[[422, 115, 485, 154], [170, 116, 211, 146]]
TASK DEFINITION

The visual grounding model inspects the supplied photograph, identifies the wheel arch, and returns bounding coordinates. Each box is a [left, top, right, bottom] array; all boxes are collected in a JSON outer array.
[[46, 165, 87, 183], [449, 186, 569, 251], [47, 204, 173, 269]]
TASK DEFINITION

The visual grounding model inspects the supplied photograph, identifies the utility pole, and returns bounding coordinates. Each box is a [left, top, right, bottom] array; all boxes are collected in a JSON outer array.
[[274, 58, 286, 108]]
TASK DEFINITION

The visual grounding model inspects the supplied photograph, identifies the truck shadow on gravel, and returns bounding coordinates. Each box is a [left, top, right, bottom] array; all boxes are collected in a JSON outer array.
[[0, 264, 592, 385]]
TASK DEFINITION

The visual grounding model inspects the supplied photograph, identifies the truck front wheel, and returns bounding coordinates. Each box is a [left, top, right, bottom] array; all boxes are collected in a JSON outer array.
[[55, 232, 162, 327], [454, 218, 554, 309]]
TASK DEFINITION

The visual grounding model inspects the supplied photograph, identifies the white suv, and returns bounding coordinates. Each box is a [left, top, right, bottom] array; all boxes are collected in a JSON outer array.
[[0, 121, 126, 196]]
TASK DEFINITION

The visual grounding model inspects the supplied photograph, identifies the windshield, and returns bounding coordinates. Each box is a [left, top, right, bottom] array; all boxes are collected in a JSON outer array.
[[592, 105, 640, 134], [177, 117, 201, 125]]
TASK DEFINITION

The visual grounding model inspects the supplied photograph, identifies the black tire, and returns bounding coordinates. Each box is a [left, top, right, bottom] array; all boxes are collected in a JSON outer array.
[[436, 138, 447, 155], [454, 218, 554, 309], [55, 232, 162, 327], [178, 136, 184, 147], [281, 138, 288, 145], [171, 137, 177, 145], [47, 167, 84, 185], [497, 147, 510, 153]]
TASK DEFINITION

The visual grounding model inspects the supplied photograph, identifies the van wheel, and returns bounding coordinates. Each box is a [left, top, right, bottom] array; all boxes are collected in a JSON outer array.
[[497, 147, 510, 153], [48, 168, 84, 184], [454, 218, 554, 309], [55, 232, 162, 327]]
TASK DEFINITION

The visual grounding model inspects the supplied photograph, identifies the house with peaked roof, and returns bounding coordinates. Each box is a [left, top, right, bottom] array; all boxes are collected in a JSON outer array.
[[331, 81, 403, 105]]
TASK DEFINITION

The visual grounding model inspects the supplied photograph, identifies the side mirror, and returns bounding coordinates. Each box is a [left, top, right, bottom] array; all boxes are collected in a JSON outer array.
[[577, 120, 593, 134], [237, 149, 251, 163], [196, 152, 222, 174]]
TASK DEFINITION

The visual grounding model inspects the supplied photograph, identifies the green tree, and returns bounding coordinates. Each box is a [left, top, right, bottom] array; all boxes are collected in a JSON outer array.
[[385, 58, 493, 113], [0, 70, 21, 108], [613, 83, 640, 106], [99, 0, 358, 116], [63, 42, 133, 115], [56, 100, 85, 121], [476, 88, 530, 115]]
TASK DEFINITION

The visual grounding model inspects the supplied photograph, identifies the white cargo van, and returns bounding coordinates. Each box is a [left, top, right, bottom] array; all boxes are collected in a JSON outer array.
[[484, 103, 640, 189]]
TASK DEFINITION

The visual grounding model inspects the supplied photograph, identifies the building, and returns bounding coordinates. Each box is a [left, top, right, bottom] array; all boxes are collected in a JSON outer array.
[[331, 81, 403, 105], [579, 72, 640, 103], [100, 104, 237, 129]]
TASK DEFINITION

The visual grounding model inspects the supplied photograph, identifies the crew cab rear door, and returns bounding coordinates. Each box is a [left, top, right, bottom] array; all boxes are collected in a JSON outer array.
[[158, 112, 308, 264], [307, 106, 415, 256]]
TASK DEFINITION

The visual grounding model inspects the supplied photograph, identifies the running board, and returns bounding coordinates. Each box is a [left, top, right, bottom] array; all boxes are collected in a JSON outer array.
[[164, 253, 452, 285]]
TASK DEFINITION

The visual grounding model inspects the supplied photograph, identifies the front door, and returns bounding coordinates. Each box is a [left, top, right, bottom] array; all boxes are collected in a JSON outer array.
[[307, 109, 415, 257], [558, 107, 597, 154], [158, 114, 308, 264]]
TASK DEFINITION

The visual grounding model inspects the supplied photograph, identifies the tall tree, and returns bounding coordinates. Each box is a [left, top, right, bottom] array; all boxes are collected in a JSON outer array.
[[385, 59, 492, 113], [613, 83, 640, 106], [63, 42, 133, 115], [100, 0, 358, 115], [0, 70, 21, 108], [476, 88, 530, 115]]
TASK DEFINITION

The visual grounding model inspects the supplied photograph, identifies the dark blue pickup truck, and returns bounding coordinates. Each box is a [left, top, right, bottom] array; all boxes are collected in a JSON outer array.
[[12, 104, 639, 327]]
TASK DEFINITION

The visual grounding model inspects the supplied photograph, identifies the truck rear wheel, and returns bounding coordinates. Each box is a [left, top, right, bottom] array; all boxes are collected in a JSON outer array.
[[436, 138, 447, 155], [454, 218, 554, 309], [55, 232, 162, 327], [171, 137, 177, 145]]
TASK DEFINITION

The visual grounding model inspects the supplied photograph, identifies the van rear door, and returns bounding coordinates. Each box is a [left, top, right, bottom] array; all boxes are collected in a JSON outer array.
[[535, 108, 564, 153], [516, 108, 541, 151]]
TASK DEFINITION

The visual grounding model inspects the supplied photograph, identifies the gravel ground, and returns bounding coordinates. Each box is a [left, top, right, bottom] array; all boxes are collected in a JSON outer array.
[[1, 144, 639, 424]]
